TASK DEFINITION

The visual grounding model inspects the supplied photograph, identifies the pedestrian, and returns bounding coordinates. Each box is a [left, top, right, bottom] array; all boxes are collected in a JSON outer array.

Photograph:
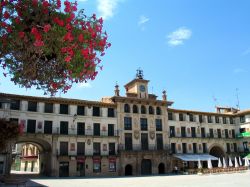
[[174, 166, 178, 174]]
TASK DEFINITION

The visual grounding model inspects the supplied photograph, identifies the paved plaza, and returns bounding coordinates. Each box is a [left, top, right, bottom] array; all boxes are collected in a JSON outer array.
[[3, 171, 247, 187]]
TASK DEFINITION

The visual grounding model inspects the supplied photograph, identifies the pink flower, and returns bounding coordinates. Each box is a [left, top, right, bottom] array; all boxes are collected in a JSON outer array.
[[18, 32, 25, 38], [43, 24, 51, 33], [34, 40, 44, 47], [65, 56, 72, 62]]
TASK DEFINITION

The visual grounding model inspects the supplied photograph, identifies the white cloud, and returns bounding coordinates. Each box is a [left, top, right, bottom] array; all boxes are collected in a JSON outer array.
[[138, 15, 149, 31], [241, 48, 250, 56], [78, 82, 92, 88], [78, 0, 88, 2], [167, 27, 192, 46], [97, 0, 123, 20], [233, 68, 247, 74]]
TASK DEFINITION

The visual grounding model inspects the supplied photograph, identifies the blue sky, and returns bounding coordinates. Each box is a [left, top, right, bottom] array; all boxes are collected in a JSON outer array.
[[1, 0, 250, 112]]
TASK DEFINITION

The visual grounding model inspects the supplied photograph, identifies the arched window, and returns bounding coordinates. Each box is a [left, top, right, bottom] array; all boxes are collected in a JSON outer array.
[[149, 106, 154, 115], [133, 105, 138, 113], [156, 107, 161, 115], [141, 105, 146, 114], [124, 104, 130, 113]]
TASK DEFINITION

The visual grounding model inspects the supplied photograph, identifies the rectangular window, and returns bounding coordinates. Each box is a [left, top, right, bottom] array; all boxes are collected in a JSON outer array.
[[10, 99, 20, 110], [207, 116, 212, 123], [169, 126, 175, 137], [202, 143, 207, 153], [217, 129, 221, 138], [171, 143, 176, 154], [201, 128, 206, 138], [232, 129, 235, 138], [109, 143, 116, 155], [94, 123, 100, 136], [193, 143, 197, 153], [240, 116, 245, 123], [108, 108, 115, 117], [189, 114, 194, 122], [223, 117, 227, 124], [27, 119, 36, 133], [124, 117, 132, 130], [77, 122, 85, 135], [93, 143, 100, 156], [0, 102, 2, 109], [125, 133, 132, 150], [141, 133, 148, 150], [155, 119, 162, 131], [156, 134, 163, 150], [233, 143, 237, 152], [60, 121, 68, 135], [109, 161, 116, 172], [28, 101, 37, 112], [199, 115, 203, 123], [93, 160, 101, 173], [60, 142, 68, 155], [168, 112, 173, 120], [77, 106, 85, 116], [191, 127, 196, 138], [44, 120, 52, 134], [77, 142, 85, 156], [140, 118, 148, 131], [0, 161, 3, 174], [225, 129, 229, 138], [108, 124, 114, 136], [226, 143, 231, 153], [209, 128, 214, 138], [230, 117, 234, 124], [181, 127, 186, 137], [93, 106, 100, 116], [182, 143, 187, 153], [44, 103, 53, 113], [60, 104, 69, 114], [179, 113, 184, 121], [215, 116, 220, 123]]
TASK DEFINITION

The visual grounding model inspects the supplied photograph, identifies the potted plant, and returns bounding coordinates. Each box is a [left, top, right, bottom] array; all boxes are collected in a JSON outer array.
[[0, 0, 111, 95]]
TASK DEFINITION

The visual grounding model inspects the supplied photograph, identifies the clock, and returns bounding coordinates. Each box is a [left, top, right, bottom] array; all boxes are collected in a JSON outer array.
[[139, 85, 146, 92]]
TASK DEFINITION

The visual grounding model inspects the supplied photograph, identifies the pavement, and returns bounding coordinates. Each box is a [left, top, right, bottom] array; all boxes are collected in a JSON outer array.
[[1, 171, 250, 187]]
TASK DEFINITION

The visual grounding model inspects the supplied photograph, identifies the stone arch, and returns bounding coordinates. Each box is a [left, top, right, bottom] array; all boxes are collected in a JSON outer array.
[[125, 164, 133, 176], [158, 163, 165, 174], [208, 143, 226, 158]]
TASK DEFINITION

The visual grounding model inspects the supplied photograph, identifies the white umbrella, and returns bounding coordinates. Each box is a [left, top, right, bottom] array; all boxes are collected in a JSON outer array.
[[207, 158, 213, 169], [218, 158, 222, 168], [198, 159, 202, 169], [234, 157, 239, 168], [239, 157, 242, 166], [223, 157, 227, 168], [244, 158, 250, 167], [229, 157, 233, 167]]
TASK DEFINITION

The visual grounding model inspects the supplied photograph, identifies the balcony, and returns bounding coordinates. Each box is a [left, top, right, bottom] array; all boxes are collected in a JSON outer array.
[[118, 144, 169, 152], [57, 149, 117, 157]]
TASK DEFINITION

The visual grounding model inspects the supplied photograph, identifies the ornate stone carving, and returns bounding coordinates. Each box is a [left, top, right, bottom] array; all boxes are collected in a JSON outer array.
[[134, 130, 140, 139], [150, 131, 155, 140]]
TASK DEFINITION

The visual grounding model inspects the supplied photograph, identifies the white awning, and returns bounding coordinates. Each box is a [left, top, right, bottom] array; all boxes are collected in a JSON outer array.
[[173, 154, 218, 161]]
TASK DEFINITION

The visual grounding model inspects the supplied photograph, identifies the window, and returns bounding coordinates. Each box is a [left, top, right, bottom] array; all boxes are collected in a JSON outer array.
[[125, 133, 132, 150], [225, 129, 229, 138], [109, 143, 115, 155], [141, 105, 146, 114], [171, 143, 176, 154], [149, 106, 154, 114], [169, 126, 175, 137], [201, 128, 206, 138], [107, 108, 115, 117], [202, 143, 207, 153], [28, 101, 37, 112], [93, 106, 100, 116], [168, 112, 173, 120], [93, 143, 100, 155], [44, 103, 53, 113], [141, 133, 148, 150], [124, 104, 130, 113], [181, 127, 186, 137], [182, 143, 187, 153], [226, 143, 231, 153], [223, 117, 227, 124], [232, 129, 235, 138], [155, 119, 162, 131], [77, 122, 85, 135], [10, 99, 20, 110], [60, 104, 69, 114], [199, 115, 203, 123], [191, 127, 196, 138], [60, 142, 68, 155], [207, 116, 212, 123], [133, 105, 138, 113], [93, 159, 101, 173], [44, 120, 53, 134], [140, 118, 148, 131], [230, 117, 234, 124], [0, 161, 3, 174], [189, 114, 194, 122], [27, 119, 36, 133], [109, 160, 116, 172], [108, 124, 114, 136], [209, 128, 214, 138], [217, 129, 221, 138], [77, 106, 85, 116], [0, 102, 2, 109], [60, 121, 68, 135], [94, 123, 100, 136], [179, 113, 184, 121], [156, 134, 163, 150], [240, 116, 245, 123], [193, 143, 197, 153], [233, 143, 237, 152], [77, 142, 85, 156], [215, 116, 220, 123], [156, 107, 161, 115], [124, 117, 132, 130]]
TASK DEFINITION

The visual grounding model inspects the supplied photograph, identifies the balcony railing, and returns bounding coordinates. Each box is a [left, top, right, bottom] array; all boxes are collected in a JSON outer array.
[[169, 133, 236, 139], [58, 149, 117, 156], [118, 144, 169, 152]]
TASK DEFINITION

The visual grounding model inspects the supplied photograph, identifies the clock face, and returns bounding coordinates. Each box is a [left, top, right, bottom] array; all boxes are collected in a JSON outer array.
[[139, 85, 146, 92]]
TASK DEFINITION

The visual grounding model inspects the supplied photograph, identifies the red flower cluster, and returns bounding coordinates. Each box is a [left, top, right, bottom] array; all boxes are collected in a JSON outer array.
[[0, 0, 111, 95]]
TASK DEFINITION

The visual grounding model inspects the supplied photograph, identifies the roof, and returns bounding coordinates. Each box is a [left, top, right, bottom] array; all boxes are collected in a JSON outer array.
[[124, 78, 149, 88]]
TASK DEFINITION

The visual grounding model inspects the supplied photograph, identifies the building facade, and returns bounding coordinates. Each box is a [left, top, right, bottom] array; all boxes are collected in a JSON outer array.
[[0, 70, 249, 177]]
